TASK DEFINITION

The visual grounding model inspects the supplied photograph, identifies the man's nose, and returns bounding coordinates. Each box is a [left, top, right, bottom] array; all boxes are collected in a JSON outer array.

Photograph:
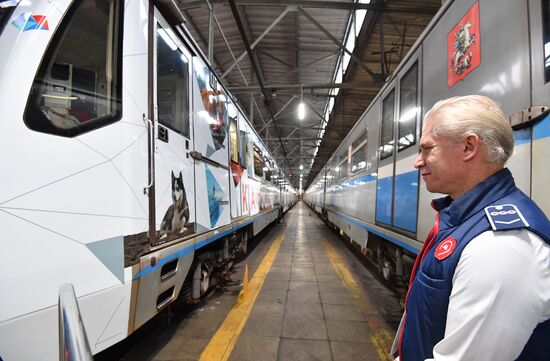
[[414, 153, 424, 169]]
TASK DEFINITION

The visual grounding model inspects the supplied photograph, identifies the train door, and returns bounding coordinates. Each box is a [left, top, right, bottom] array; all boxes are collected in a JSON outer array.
[[375, 53, 421, 235], [528, 0, 550, 216], [152, 12, 196, 244], [133, 8, 198, 330], [191, 56, 231, 232]]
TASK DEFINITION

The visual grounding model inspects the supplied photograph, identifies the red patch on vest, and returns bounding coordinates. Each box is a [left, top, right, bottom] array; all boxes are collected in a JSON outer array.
[[434, 238, 457, 260]]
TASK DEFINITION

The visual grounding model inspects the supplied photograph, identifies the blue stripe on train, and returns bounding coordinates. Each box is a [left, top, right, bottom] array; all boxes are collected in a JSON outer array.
[[534, 113, 550, 141], [333, 173, 377, 191], [376, 170, 418, 233], [393, 170, 418, 232], [334, 211, 420, 254], [132, 211, 273, 280], [514, 128, 531, 145], [375, 176, 392, 224]]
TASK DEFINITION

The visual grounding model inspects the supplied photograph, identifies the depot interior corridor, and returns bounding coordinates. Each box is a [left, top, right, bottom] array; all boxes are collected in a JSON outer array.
[[98, 202, 401, 361]]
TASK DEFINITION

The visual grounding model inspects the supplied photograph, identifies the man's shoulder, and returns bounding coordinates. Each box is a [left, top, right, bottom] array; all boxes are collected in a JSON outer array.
[[484, 190, 550, 241], [484, 204, 530, 231]]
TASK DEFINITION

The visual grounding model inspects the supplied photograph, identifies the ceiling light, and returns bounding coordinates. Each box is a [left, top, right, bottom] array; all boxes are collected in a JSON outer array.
[[297, 85, 305, 120]]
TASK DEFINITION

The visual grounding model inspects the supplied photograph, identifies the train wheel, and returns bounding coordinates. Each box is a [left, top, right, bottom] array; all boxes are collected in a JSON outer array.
[[200, 262, 210, 295], [240, 231, 248, 256], [382, 260, 392, 281]]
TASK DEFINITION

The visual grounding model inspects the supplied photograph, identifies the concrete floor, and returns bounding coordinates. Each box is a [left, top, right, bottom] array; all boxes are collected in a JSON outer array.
[[96, 201, 400, 361]]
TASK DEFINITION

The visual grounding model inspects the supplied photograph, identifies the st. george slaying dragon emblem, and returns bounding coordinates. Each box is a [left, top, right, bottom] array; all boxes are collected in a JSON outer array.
[[451, 22, 475, 76]]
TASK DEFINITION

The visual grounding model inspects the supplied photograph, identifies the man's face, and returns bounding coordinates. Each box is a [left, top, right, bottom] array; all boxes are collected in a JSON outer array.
[[414, 119, 466, 197]]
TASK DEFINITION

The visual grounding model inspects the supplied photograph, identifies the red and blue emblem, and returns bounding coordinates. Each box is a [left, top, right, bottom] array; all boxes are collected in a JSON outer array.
[[434, 237, 457, 261], [11, 12, 49, 32]]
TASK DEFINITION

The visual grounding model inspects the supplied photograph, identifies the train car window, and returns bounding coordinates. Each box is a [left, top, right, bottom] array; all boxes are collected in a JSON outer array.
[[351, 129, 368, 174], [380, 90, 395, 159], [157, 25, 190, 137], [398, 62, 418, 151], [229, 115, 239, 163], [352, 129, 368, 150], [0, 4, 16, 34], [351, 144, 367, 174], [543, 0, 550, 83], [239, 126, 248, 168], [24, 0, 122, 137], [338, 157, 348, 181], [253, 145, 264, 177]]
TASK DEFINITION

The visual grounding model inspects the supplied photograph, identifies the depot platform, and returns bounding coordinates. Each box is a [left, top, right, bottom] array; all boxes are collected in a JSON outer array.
[[98, 202, 401, 361]]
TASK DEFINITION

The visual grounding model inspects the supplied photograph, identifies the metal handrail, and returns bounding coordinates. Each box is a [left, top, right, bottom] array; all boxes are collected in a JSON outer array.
[[58, 284, 93, 361]]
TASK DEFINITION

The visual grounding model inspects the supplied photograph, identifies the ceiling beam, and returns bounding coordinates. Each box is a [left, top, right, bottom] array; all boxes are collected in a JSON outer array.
[[181, 1, 439, 16], [221, 6, 291, 79], [228, 0, 289, 162], [228, 81, 377, 93]]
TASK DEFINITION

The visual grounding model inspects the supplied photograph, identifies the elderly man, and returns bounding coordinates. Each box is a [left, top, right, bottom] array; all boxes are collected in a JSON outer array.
[[392, 95, 550, 361]]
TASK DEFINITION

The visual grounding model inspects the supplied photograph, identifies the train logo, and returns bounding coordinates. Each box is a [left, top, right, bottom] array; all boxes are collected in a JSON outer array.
[[447, 1, 480, 87], [434, 238, 457, 261], [11, 13, 49, 32]]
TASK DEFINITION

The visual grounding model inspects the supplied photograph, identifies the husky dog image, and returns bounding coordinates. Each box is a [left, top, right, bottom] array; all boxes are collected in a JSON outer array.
[[159, 171, 190, 239]]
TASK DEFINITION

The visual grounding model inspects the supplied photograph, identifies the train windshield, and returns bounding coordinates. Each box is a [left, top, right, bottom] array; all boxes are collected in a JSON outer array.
[[0, 2, 17, 34]]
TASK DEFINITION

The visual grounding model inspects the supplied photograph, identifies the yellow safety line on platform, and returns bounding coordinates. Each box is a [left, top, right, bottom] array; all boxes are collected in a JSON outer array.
[[322, 238, 394, 361], [198, 233, 284, 361]]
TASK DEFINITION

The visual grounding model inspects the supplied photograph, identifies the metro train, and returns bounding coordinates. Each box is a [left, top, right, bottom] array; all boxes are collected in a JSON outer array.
[[304, 0, 550, 293], [0, 1, 296, 360]]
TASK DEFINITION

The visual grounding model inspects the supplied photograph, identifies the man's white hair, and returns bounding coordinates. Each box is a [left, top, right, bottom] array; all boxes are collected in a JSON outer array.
[[425, 95, 514, 164]]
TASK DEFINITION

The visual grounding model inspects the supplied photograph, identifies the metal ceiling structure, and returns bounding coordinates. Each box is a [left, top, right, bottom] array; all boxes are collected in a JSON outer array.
[[176, 0, 441, 191]]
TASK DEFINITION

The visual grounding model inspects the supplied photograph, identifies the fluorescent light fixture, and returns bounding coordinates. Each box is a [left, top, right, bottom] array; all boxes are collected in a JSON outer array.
[[298, 102, 305, 120]]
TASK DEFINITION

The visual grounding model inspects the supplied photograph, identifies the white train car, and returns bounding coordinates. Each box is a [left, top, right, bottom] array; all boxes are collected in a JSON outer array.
[[0, 1, 296, 360], [305, 0, 550, 289]]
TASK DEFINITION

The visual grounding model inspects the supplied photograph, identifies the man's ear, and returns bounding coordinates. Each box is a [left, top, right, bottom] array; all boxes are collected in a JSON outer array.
[[463, 133, 481, 162]]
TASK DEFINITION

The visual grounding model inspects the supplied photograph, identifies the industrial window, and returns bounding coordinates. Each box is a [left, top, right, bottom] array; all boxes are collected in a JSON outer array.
[[24, 0, 122, 137], [543, 0, 550, 83], [380, 89, 395, 159], [398, 63, 418, 151], [157, 25, 189, 137]]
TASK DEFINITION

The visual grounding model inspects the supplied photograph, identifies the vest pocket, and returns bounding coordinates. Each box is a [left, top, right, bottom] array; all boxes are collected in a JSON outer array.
[[415, 268, 449, 289]]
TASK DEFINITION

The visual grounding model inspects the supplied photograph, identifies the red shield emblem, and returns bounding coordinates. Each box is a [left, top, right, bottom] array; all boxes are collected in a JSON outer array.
[[447, 1, 481, 87], [434, 238, 457, 261]]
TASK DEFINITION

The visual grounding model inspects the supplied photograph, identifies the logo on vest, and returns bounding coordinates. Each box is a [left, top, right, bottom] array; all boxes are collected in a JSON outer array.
[[434, 237, 457, 260], [484, 204, 529, 231]]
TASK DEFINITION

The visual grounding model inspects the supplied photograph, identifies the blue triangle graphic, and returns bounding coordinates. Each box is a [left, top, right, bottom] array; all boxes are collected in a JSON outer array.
[[86, 236, 124, 284], [205, 165, 223, 228], [205, 144, 215, 158]]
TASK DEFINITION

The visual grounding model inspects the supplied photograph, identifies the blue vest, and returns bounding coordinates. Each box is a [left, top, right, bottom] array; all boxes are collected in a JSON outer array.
[[400, 168, 550, 361]]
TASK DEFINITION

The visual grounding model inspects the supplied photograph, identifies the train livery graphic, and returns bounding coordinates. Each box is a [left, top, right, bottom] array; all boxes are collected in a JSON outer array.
[[0, 1, 296, 360], [305, 0, 550, 299], [159, 171, 191, 240]]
